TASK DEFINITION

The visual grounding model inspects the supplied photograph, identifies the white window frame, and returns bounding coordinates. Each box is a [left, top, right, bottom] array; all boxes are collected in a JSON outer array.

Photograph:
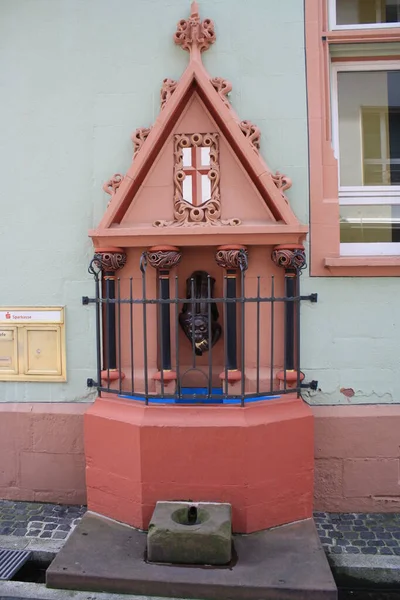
[[329, 0, 400, 30], [331, 60, 400, 255]]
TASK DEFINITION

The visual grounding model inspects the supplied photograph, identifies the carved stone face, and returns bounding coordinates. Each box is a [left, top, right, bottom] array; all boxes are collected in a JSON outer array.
[[179, 313, 221, 356], [179, 270, 222, 356]]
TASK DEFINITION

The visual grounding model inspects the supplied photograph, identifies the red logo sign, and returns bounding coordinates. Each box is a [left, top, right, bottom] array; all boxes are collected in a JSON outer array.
[[5, 312, 11, 320]]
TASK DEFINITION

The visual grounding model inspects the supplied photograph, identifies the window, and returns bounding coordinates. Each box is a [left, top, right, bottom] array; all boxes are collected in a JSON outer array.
[[332, 64, 400, 254], [331, 0, 400, 28], [305, 0, 400, 274]]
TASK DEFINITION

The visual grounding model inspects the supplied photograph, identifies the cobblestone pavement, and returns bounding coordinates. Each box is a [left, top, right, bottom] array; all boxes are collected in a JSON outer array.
[[1, 502, 400, 555], [0, 500, 86, 540], [315, 511, 400, 556]]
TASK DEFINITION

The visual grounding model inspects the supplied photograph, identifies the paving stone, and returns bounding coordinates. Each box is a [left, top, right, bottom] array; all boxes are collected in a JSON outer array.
[[353, 540, 367, 547], [26, 530, 41, 537], [53, 531, 68, 540], [385, 539, 399, 547], [367, 539, 385, 547], [331, 546, 343, 553], [380, 547, 394, 555], [353, 525, 368, 532], [361, 547, 378, 555], [392, 547, 400, 555], [0, 527, 14, 535], [360, 531, 376, 540], [345, 546, 360, 553], [40, 531, 52, 539], [13, 528, 27, 536], [44, 523, 58, 531]]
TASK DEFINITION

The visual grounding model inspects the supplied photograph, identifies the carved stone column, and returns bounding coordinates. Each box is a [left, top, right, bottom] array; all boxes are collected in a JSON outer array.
[[215, 245, 248, 393], [93, 247, 127, 383], [271, 244, 306, 390], [147, 245, 182, 393]]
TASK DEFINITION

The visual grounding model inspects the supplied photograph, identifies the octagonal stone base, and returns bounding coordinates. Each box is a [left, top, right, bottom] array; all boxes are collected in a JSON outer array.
[[84, 393, 314, 533]]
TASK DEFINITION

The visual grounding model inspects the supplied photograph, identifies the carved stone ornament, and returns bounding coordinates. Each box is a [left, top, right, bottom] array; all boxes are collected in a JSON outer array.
[[271, 171, 292, 200], [93, 250, 127, 272], [179, 271, 222, 356], [271, 246, 306, 273], [160, 78, 178, 110], [153, 132, 241, 228], [131, 127, 151, 158], [211, 77, 232, 108], [103, 174, 124, 196], [215, 247, 249, 271], [147, 248, 182, 270], [239, 120, 261, 151], [174, 1, 216, 54]]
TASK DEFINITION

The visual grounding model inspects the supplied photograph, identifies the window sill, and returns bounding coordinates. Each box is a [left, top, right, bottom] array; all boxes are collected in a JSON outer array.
[[325, 28, 400, 44], [322, 255, 400, 276]]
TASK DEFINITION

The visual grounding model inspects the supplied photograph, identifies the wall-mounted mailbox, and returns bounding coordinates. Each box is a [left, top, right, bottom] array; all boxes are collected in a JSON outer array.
[[0, 308, 66, 382]]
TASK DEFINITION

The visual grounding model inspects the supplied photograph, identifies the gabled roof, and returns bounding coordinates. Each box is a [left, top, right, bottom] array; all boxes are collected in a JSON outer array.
[[90, 1, 307, 248]]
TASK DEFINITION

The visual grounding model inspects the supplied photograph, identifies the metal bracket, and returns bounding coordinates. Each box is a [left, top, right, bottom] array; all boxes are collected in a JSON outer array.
[[87, 378, 98, 388], [301, 380, 319, 391], [300, 293, 318, 303], [82, 296, 96, 305]]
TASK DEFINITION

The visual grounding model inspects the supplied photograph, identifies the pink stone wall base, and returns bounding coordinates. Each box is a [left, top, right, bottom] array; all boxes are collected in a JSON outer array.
[[0, 403, 89, 505]]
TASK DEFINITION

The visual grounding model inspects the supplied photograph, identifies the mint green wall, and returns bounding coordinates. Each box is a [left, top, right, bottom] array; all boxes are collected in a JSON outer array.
[[0, 0, 391, 405]]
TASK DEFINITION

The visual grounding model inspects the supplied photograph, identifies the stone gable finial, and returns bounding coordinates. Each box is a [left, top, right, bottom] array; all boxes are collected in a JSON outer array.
[[174, 1, 216, 57]]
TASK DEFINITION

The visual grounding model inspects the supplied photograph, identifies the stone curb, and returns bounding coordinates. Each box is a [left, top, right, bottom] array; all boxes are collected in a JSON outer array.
[[0, 580, 176, 600], [328, 553, 400, 587]]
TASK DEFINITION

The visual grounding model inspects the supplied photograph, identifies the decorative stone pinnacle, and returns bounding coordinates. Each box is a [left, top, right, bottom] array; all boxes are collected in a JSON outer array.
[[174, 1, 216, 57], [147, 246, 182, 271], [271, 245, 306, 273], [215, 245, 248, 271], [92, 247, 127, 273]]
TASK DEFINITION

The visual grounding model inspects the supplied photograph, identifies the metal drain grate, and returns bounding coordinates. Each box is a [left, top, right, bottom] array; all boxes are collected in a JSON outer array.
[[0, 548, 32, 580]]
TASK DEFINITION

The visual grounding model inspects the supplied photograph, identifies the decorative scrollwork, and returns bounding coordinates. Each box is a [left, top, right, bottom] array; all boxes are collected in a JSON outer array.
[[239, 120, 261, 151], [103, 174, 124, 196], [215, 247, 249, 271], [160, 78, 178, 110], [271, 171, 292, 201], [146, 249, 182, 270], [93, 250, 127, 273], [131, 127, 151, 158], [271, 246, 306, 273], [211, 77, 232, 108], [174, 1, 216, 54], [153, 132, 240, 228]]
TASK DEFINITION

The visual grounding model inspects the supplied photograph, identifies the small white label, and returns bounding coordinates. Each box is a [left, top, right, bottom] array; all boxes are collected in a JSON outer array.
[[0, 330, 13, 341], [0, 356, 12, 367], [0, 309, 62, 323]]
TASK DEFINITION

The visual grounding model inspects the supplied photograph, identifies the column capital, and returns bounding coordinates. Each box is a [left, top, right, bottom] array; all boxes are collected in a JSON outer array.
[[215, 245, 248, 271], [271, 244, 306, 273], [147, 245, 182, 271], [93, 247, 127, 273]]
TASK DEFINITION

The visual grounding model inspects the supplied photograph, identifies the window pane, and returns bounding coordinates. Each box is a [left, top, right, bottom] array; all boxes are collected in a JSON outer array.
[[337, 70, 400, 186], [336, 0, 400, 25], [340, 205, 400, 242]]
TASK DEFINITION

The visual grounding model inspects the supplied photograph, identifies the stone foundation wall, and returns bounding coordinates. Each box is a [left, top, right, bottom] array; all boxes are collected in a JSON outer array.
[[1, 403, 400, 513], [0, 403, 89, 505]]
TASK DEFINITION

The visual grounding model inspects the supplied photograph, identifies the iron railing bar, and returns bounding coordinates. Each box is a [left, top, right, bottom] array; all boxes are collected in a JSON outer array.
[[95, 275, 102, 396], [175, 276, 181, 400], [256, 276, 260, 395], [296, 272, 301, 395], [142, 267, 149, 405], [99, 295, 306, 305], [283, 281, 287, 392], [106, 278, 111, 390], [207, 275, 212, 399], [270, 276, 275, 393], [223, 275, 228, 397], [130, 278, 134, 396], [117, 278, 122, 395], [158, 275, 165, 397], [240, 269, 245, 407], [191, 277, 196, 369]]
